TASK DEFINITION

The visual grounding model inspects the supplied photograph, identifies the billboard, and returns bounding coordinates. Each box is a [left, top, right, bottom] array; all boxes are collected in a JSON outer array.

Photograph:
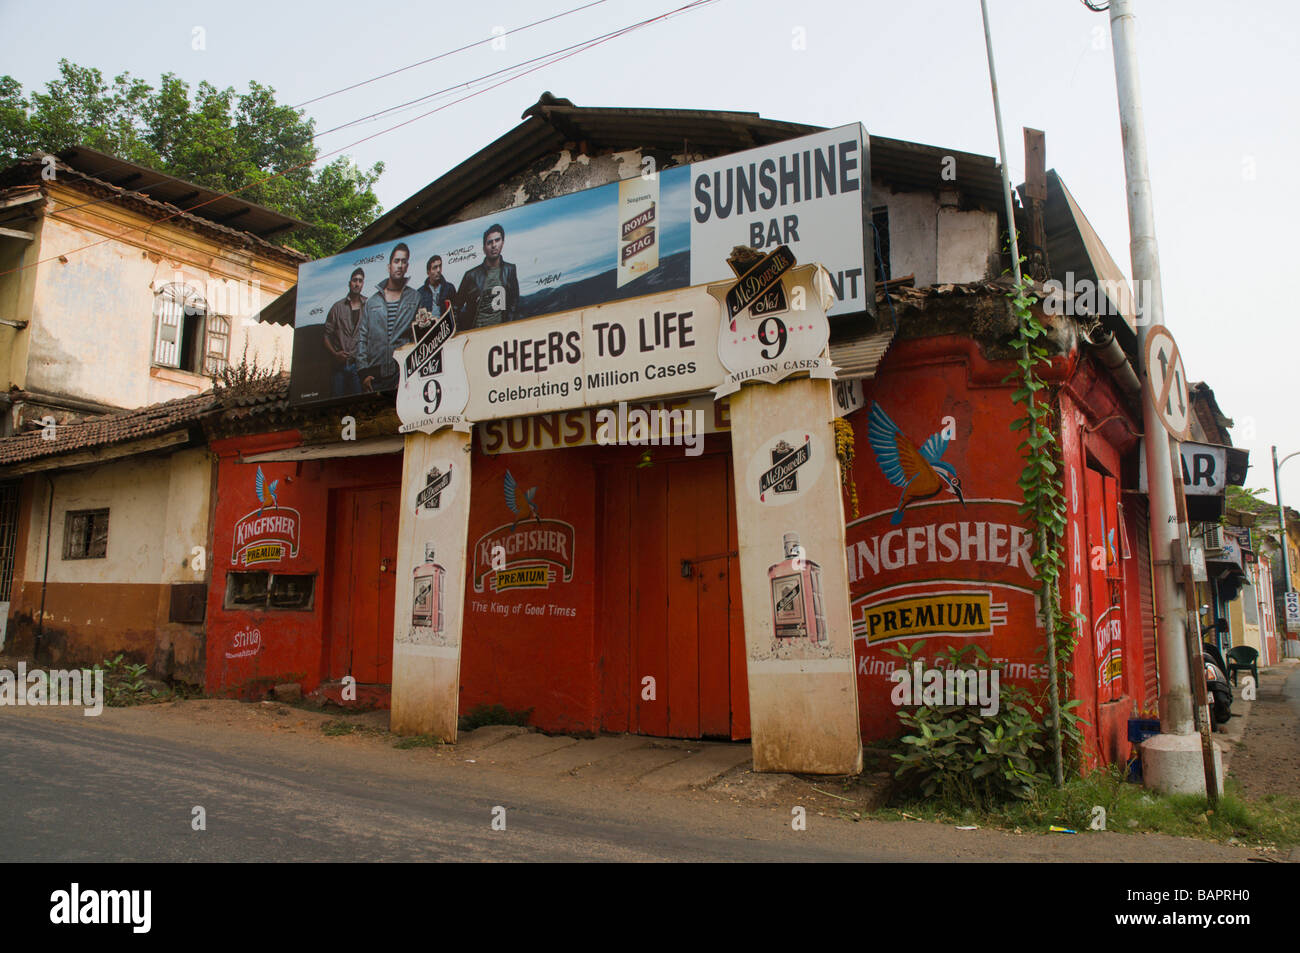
[[289, 124, 871, 407]]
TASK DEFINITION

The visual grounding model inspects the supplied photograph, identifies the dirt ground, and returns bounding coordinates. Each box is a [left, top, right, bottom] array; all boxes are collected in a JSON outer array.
[[1224, 662, 1300, 800]]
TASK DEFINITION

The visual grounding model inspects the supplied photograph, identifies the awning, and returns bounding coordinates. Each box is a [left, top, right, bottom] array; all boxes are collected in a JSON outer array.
[[241, 435, 403, 463], [828, 329, 894, 381]]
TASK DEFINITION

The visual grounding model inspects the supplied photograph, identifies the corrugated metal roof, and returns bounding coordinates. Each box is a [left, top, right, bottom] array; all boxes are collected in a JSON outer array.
[[53, 145, 308, 238], [0, 156, 309, 266], [1042, 169, 1136, 352], [350, 95, 1008, 250], [829, 329, 895, 380]]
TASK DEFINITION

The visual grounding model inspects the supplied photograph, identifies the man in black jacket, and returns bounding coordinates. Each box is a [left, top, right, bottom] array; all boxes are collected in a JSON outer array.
[[455, 223, 520, 328]]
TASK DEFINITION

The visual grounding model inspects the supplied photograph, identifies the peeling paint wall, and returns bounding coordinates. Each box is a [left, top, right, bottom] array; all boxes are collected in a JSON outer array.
[[23, 454, 180, 585], [871, 182, 1000, 286], [11, 189, 297, 412]]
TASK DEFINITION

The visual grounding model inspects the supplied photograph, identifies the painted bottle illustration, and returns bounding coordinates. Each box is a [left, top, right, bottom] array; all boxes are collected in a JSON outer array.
[[768, 532, 828, 645], [412, 542, 445, 634]]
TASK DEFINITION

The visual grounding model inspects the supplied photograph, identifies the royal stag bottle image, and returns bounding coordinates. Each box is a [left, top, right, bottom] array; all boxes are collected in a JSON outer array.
[[412, 542, 445, 634], [768, 532, 828, 645]]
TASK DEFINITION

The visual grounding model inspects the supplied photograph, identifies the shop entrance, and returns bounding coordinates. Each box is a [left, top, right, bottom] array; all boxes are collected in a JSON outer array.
[[325, 485, 400, 684], [598, 446, 749, 740]]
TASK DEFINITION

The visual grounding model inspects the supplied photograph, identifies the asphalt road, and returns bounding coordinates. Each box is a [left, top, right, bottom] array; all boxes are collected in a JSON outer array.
[[0, 703, 1259, 863], [0, 709, 876, 862]]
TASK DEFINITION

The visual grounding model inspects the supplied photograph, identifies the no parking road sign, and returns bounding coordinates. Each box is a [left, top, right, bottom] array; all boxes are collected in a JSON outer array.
[[1144, 326, 1191, 440]]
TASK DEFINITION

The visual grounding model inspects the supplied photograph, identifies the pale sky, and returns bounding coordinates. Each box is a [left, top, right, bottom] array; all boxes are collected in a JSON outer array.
[[3, 0, 1297, 507]]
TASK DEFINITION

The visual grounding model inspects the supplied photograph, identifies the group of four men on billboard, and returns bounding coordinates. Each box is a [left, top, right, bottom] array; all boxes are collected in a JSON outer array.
[[323, 223, 520, 396]]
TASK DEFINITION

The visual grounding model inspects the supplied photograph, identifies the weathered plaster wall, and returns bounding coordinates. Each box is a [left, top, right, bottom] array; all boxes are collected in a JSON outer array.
[[160, 449, 214, 585], [20, 191, 296, 411], [0, 214, 43, 395], [937, 204, 999, 283], [4, 448, 216, 676], [872, 183, 999, 286], [34, 456, 172, 585]]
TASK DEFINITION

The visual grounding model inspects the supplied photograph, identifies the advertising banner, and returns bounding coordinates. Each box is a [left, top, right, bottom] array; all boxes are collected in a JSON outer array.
[[289, 124, 870, 407]]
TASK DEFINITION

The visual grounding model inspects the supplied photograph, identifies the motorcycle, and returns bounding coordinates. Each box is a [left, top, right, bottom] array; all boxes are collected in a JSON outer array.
[[1201, 638, 1233, 727]]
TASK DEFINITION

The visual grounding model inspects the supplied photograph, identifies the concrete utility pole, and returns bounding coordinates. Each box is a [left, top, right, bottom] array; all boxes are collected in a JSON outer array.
[[1107, 0, 1215, 794], [979, 0, 1063, 787], [1274, 446, 1297, 589]]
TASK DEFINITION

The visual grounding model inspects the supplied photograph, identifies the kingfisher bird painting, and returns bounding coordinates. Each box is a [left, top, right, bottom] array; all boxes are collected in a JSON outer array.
[[504, 470, 542, 531], [254, 466, 279, 514], [867, 402, 965, 524]]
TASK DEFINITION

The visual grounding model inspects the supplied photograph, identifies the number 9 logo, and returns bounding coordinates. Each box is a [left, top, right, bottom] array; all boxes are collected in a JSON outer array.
[[422, 378, 442, 415], [757, 316, 787, 360]]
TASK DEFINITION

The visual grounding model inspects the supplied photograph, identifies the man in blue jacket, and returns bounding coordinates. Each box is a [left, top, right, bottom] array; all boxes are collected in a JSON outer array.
[[417, 253, 457, 326], [357, 242, 420, 391]]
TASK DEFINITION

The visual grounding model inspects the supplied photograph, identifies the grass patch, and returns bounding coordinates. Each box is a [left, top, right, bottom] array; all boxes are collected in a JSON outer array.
[[321, 720, 361, 736], [458, 703, 533, 732], [875, 765, 1300, 848], [393, 734, 444, 749]]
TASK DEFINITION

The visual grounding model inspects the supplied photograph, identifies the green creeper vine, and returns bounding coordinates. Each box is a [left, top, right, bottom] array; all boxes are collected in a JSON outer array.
[[1004, 270, 1079, 787]]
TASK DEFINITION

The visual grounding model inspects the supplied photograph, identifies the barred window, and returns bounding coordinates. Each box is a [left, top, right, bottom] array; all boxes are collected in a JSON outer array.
[[63, 508, 109, 560]]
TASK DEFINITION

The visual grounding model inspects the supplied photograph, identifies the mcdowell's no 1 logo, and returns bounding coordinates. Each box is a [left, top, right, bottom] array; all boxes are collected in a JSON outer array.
[[746, 428, 827, 505], [415, 463, 454, 513], [231, 466, 301, 566], [710, 255, 838, 397]]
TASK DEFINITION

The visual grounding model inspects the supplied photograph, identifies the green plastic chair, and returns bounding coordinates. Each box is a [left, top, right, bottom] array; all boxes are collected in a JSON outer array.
[[1226, 646, 1259, 688]]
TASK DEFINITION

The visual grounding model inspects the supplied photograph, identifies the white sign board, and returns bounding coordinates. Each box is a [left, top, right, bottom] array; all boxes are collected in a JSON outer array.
[[689, 125, 870, 317], [1139, 441, 1227, 496], [398, 265, 836, 432], [1285, 591, 1300, 629]]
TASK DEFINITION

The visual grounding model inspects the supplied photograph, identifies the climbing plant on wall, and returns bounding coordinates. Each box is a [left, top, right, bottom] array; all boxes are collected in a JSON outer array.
[[1004, 270, 1082, 785]]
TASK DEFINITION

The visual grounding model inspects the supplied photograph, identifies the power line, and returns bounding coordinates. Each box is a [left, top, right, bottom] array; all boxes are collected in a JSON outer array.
[[293, 0, 612, 109], [0, 0, 717, 279], [2, 1, 622, 230]]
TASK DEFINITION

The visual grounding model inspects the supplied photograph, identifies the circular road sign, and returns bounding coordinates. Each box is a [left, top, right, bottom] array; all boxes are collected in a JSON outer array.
[[1143, 326, 1191, 440]]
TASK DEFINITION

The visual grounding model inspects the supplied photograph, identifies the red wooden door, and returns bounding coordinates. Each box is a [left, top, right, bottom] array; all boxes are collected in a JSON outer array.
[[599, 449, 748, 739], [326, 486, 399, 684]]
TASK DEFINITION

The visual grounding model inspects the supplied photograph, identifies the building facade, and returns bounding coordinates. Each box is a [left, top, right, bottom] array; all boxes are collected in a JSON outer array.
[[187, 97, 1160, 773], [0, 148, 304, 669]]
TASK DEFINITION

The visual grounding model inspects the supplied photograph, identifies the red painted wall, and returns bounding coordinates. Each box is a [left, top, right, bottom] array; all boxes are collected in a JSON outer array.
[[205, 432, 402, 698], [459, 442, 599, 733], [847, 337, 1051, 742], [846, 336, 1146, 771]]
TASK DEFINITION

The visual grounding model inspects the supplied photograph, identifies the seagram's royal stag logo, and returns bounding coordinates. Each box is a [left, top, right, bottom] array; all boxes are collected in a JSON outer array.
[[231, 466, 301, 566]]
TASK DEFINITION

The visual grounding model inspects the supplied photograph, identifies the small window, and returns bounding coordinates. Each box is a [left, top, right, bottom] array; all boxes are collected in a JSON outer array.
[[153, 283, 214, 374], [63, 508, 109, 560], [225, 570, 314, 611], [269, 574, 314, 610], [205, 314, 231, 375]]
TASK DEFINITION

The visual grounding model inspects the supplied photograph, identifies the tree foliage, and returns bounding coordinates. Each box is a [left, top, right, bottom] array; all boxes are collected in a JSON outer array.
[[0, 60, 383, 258]]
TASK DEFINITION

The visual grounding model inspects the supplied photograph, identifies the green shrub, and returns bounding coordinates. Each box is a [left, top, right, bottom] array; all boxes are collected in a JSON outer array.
[[885, 642, 1086, 809]]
